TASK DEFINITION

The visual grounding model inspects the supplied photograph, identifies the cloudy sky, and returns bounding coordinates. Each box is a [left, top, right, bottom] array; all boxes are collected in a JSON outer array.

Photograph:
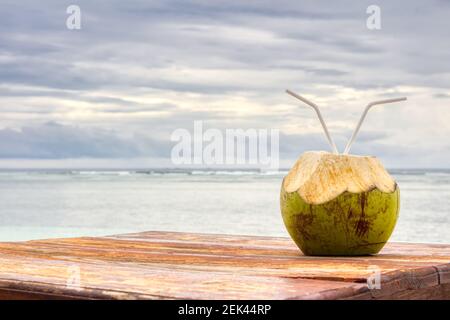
[[0, 0, 449, 169]]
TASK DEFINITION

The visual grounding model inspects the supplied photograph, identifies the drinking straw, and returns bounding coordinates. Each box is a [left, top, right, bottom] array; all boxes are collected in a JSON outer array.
[[343, 97, 407, 154], [286, 89, 339, 154]]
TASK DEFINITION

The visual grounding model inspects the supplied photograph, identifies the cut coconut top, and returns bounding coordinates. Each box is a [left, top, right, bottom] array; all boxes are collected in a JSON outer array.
[[283, 151, 397, 205]]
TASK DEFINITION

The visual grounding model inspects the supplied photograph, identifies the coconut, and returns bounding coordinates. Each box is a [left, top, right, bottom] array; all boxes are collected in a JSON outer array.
[[280, 151, 399, 255], [282, 90, 406, 255]]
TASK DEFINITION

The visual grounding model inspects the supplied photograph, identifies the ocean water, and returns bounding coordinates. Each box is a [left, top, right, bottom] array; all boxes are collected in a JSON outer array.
[[0, 169, 449, 243]]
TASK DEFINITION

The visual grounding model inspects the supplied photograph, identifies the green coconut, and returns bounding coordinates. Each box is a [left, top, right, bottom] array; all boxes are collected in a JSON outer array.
[[280, 151, 399, 256]]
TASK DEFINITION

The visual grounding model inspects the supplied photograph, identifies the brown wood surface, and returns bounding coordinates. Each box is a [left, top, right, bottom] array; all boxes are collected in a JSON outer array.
[[0, 231, 449, 299]]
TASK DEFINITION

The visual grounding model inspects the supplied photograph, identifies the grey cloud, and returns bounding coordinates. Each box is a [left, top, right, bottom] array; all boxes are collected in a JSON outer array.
[[433, 93, 450, 99], [0, 0, 448, 94], [0, 122, 169, 159], [0, 1, 449, 167]]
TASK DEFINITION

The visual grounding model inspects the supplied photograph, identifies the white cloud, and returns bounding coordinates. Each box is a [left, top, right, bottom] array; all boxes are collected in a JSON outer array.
[[0, 0, 449, 167]]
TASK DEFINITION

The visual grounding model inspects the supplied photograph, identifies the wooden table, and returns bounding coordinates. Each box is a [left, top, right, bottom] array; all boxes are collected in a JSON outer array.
[[0, 231, 448, 299]]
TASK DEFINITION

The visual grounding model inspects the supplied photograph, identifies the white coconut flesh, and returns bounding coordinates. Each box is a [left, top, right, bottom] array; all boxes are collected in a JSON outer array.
[[283, 151, 397, 205]]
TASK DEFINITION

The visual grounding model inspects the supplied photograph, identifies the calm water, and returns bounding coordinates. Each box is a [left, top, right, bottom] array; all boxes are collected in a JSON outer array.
[[0, 169, 449, 243]]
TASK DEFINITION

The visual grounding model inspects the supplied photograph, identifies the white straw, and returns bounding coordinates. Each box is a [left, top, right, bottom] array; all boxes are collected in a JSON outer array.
[[343, 97, 407, 154], [286, 90, 339, 154]]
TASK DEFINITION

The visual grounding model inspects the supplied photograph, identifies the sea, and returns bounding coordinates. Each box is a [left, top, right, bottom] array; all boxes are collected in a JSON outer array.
[[0, 169, 449, 243]]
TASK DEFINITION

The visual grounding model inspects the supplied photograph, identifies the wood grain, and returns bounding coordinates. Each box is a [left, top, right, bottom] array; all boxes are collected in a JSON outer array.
[[0, 231, 448, 299]]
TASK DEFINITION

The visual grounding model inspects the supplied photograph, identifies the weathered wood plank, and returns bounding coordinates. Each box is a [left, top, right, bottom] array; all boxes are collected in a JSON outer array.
[[0, 255, 369, 299], [0, 231, 448, 299], [1, 236, 447, 282]]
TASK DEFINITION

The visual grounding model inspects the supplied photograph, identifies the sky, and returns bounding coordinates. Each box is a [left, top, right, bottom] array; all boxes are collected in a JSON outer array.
[[0, 0, 449, 169]]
